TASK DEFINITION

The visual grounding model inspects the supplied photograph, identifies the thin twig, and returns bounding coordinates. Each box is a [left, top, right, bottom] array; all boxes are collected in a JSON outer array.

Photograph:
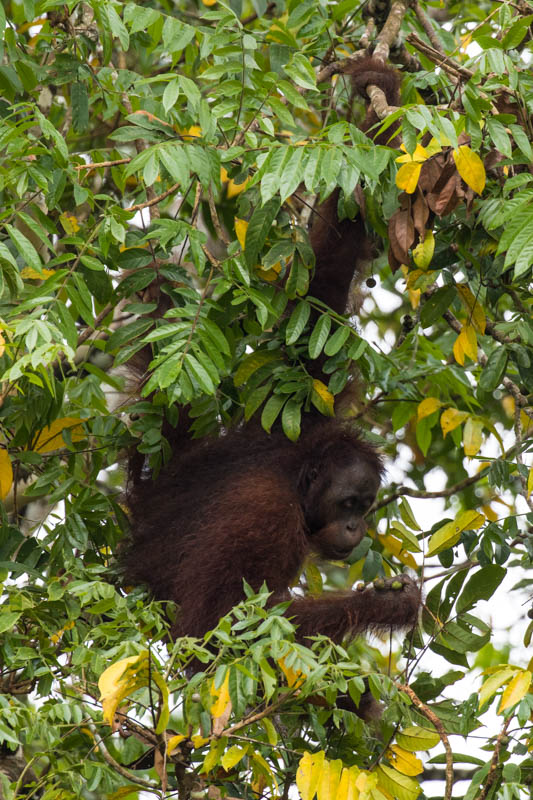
[[406, 32, 473, 80], [208, 186, 230, 245], [76, 158, 130, 171], [397, 683, 454, 800], [474, 716, 511, 800], [126, 182, 180, 213]]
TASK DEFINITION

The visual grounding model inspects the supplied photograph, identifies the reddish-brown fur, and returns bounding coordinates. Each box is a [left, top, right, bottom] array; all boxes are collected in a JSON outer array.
[[124, 60, 420, 649]]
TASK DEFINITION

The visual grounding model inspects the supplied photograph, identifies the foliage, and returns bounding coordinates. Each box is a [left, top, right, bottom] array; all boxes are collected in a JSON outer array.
[[0, 0, 532, 798]]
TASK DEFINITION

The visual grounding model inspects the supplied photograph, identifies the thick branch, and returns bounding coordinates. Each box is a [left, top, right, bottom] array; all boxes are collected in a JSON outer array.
[[374, 0, 409, 61]]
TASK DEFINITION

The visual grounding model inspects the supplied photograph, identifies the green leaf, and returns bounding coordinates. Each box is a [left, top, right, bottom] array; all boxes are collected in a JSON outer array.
[[261, 394, 286, 433], [479, 348, 508, 391], [282, 398, 301, 441], [163, 78, 180, 113], [509, 124, 532, 160], [244, 383, 272, 420], [234, 350, 280, 386], [396, 726, 440, 752], [308, 314, 331, 359], [5, 224, 43, 272], [105, 4, 129, 49], [71, 81, 89, 133], [286, 301, 310, 345], [456, 565, 506, 614], [279, 147, 305, 203], [501, 15, 533, 48], [0, 610, 22, 634], [245, 198, 281, 268], [284, 53, 317, 90], [324, 325, 350, 356], [159, 144, 190, 187], [184, 353, 216, 395]]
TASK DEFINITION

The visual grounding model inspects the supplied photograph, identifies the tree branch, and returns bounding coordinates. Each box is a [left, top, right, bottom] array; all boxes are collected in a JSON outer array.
[[397, 683, 454, 800]]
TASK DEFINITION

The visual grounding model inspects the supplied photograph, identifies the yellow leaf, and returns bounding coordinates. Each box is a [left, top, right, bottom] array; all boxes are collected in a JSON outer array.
[[396, 144, 429, 163], [210, 672, 231, 719], [387, 746, 423, 777], [427, 508, 485, 557], [32, 417, 86, 453], [278, 656, 305, 688], [235, 218, 248, 249], [317, 757, 342, 800], [258, 261, 282, 282], [456, 285, 486, 334], [0, 449, 13, 499], [527, 467, 533, 498], [251, 751, 279, 792], [426, 520, 461, 557], [417, 397, 442, 421], [185, 125, 202, 138], [221, 168, 249, 198], [453, 145, 486, 194], [440, 408, 468, 437], [98, 652, 149, 727], [400, 266, 422, 309], [296, 750, 325, 800], [454, 509, 485, 531], [376, 764, 421, 800], [59, 212, 80, 234], [0, 333, 4, 357], [463, 417, 483, 457], [21, 267, 56, 280], [389, 522, 422, 552], [312, 379, 335, 417], [50, 620, 74, 644], [412, 231, 435, 270], [108, 787, 140, 799], [355, 771, 374, 794], [396, 726, 440, 752], [377, 534, 418, 569], [453, 324, 477, 365], [499, 670, 532, 713], [482, 504, 498, 522], [202, 738, 225, 773], [338, 764, 360, 800], [167, 734, 186, 756], [396, 162, 422, 194], [407, 287, 421, 309], [461, 32, 473, 51], [191, 734, 210, 749], [479, 667, 517, 709], [502, 395, 515, 418], [426, 137, 446, 155], [221, 745, 247, 772]]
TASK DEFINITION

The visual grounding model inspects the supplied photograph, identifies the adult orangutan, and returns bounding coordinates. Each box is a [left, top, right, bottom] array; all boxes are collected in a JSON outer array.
[[123, 58, 420, 662]]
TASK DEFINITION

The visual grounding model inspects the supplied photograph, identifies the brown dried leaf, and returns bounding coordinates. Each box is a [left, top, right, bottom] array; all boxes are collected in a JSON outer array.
[[154, 747, 168, 790], [212, 699, 232, 737], [389, 210, 415, 264], [388, 243, 403, 272], [412, 190, 430, 236], [428, 175, 459, 216], [418, 156, 445, 193]]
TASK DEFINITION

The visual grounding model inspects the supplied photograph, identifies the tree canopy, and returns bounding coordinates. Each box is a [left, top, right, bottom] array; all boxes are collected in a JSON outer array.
[[0, 0, 533, 798]]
